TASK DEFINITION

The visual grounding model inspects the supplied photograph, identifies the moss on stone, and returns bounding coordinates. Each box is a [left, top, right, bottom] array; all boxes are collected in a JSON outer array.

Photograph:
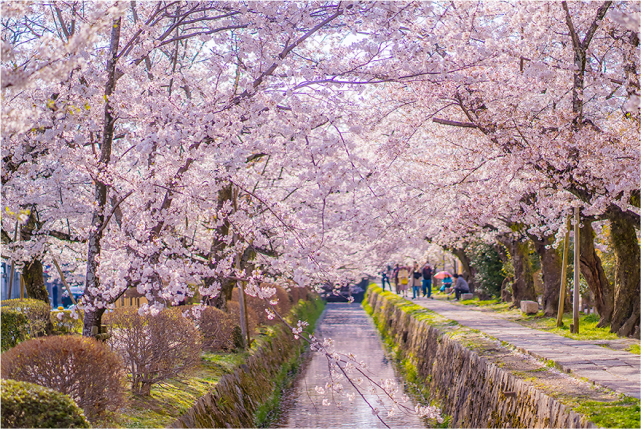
[[572, 397, 640, 428], [626, 343, 640, 355]]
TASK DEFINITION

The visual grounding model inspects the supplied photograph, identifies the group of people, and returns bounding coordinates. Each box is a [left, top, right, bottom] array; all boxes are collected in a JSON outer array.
[[381, 261, 434, 299], [380, 262, 470, 301]]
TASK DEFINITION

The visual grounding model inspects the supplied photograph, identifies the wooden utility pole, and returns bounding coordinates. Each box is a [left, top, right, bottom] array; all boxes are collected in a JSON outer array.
[[571, 207, 580, 334], [556, 216, 571, 327], [232, 186, 250, 349]]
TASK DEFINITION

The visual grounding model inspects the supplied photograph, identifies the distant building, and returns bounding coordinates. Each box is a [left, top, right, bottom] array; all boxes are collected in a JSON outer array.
[[1, 261, 75, 308], [1, 262, 22, 301], [2, 261, 150, 310], [113, 288, 149, 309]]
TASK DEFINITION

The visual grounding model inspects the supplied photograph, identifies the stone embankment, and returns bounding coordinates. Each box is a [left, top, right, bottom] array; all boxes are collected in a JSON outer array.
[[173, 299, 322, 428], [366, 287, 598, 428]]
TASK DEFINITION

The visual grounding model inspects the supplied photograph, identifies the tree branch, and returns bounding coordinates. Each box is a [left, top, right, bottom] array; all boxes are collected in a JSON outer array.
[[48, 230, 85, 243], [561, 2, 582, 53], [232, 5, 345, 103], [433, 117, 478, 128], [581, 2, 612, 50], [95, 190, 134, 236]]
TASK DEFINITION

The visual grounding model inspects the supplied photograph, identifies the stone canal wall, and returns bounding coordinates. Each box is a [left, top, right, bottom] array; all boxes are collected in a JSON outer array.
[[172, 299, 322, 428], [366, 288, 595, 428]]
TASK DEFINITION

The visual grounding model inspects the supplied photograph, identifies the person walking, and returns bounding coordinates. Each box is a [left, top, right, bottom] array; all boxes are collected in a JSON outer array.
[[411, 262, 422, 299], [450, 273, 470, 301], [392, 263, 400, 294], [380, 267, 390, 291], [397, 264, 409, 297], [422, 262, 433, 298]]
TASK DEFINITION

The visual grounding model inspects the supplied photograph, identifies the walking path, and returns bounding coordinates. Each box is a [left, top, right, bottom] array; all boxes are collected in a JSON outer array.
[[412, 297, 640, 399]]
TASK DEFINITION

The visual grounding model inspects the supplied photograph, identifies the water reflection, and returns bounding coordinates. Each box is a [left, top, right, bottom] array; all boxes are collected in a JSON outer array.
[[275, 303, 426, 428]]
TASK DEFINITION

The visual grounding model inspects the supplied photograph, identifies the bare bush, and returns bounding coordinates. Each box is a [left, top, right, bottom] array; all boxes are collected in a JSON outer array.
[[232, 285, 292, 325], [1, 335, 124, 423], [189, 301, 258, 352], [228, 299, 259, 331], [184, 284, 304, 352], [104, 307, 202, 396], [195, 306, 236, 351]]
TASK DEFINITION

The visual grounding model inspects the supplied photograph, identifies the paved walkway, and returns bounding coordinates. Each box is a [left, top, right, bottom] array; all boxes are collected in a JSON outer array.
[[410, 296, 640, 399]]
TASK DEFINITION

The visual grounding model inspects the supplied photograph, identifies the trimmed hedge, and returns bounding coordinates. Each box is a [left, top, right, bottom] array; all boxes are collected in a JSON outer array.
[[1, 379, 89, 428], [1, 299, 50, 337], [0, 310, 28, 352], [1, 335, 125, 422]]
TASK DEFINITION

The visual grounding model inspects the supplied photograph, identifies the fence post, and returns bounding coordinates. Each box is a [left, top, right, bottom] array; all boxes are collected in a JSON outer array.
[[556, 216, 571, 327], [572, 207, 580, 334]]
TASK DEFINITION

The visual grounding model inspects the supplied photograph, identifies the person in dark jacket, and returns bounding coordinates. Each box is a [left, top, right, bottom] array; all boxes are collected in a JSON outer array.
[[381, 267, 390, 291], [421, 262, 433, 298]]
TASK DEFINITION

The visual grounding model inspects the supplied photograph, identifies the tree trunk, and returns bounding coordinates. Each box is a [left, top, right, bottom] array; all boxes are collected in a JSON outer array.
[[204, 278, 233, 311], [204, 184, 234, 311], [83, 17, 121, 337], [529, 234, 569, 316], [452, 248, 477, 293], [609, 216, 640, 336], [140, 381, 152, 396], [509, 240, 537, 308], [19, 211, 49, 304], [82, 306, 106, 338], [501, 276, 513, 303], [579, 219, 614, 328], [21, 259, 47, 301], [494, 242, 512, 303]]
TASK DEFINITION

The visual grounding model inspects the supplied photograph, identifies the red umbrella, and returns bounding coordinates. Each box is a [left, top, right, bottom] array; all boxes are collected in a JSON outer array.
[[433, 271, 452, 280]]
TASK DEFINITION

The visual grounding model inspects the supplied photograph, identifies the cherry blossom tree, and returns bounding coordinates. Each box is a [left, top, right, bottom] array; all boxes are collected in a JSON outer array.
[[3, 3, 639, 425]]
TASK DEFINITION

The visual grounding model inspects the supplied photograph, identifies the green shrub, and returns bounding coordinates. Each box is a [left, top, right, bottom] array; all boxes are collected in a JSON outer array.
[[1, 335, 125, 422], [1, 379, 89, 428], [468, 243, 506, 297], [50, 309, 83, 334], [1, 299, 50, 337], [0, 310, 28, 351]]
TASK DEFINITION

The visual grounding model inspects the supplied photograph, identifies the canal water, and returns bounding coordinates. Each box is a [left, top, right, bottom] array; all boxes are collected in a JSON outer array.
[[275, 303, 426, 428]]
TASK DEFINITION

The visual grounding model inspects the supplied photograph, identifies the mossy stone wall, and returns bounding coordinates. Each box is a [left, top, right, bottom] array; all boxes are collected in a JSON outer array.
[[173, 325, 298, 428], [173, 298, 323, 428], [367, 289, 596, 428]]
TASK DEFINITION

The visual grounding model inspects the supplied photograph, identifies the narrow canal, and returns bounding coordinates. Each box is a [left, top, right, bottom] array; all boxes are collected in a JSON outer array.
[[275, 302, 427, 428]]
